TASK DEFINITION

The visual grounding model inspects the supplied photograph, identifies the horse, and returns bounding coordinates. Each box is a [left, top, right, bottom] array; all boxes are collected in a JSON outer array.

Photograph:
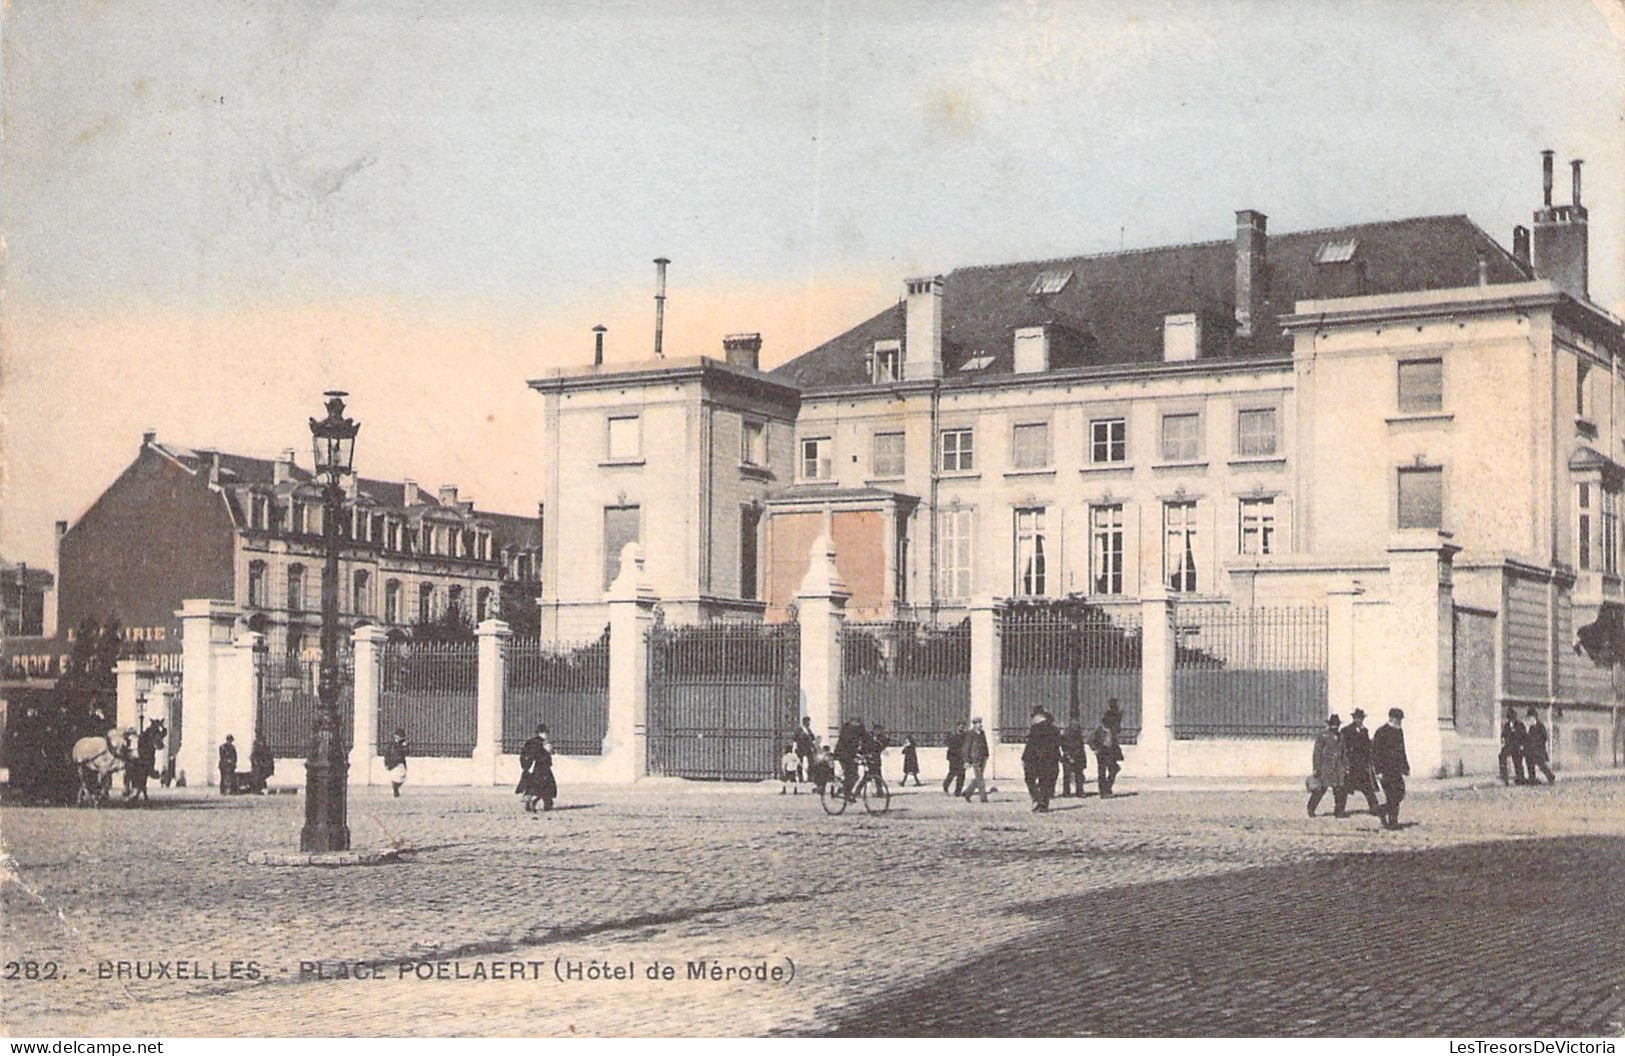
[[69, 731, 127, 807]]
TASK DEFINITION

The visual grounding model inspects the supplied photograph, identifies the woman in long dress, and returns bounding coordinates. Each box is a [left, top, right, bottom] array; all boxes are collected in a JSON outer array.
[[516, 724, 557, 813]]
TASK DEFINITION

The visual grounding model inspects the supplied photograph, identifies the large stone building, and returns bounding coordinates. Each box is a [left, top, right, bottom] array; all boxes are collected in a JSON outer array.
[[53, 434, 543, 656], [531, 153, 1623, 769]]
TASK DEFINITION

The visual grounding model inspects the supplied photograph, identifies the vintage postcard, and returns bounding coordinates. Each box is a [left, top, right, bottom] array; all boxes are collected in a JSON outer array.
[[3, 0, 1624, 1041]]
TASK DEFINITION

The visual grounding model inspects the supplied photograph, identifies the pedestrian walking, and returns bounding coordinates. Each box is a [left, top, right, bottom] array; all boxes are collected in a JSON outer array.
[[942, 722, 967, 797], [793, 716, 818, 783], [515, 724, 556, 812], [900, 736, 921, 786], [1060, 719, 1089, 797], [249, 735, 275, 795], [1523, 707, 1556, 785], [217, 734, 237, 795], [131, 718, 164, 803], [1088, 711, 1123, 797], [384, 728, 410, 798], [1499, 708, 1529, 785], [780, 744, 800, 794], [1337, 709, 1383, 816], [1022, 707, 1062, 812], [1372, 707, 1410, 830], [1307, 714, 1348, 817], [961, 716, 990, 803]]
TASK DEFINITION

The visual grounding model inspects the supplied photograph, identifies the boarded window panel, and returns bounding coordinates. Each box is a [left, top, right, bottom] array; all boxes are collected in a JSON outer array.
[[1011, 423, 1050, 469], [1160, 413, 1200, 461], [1397, 360, 1443, 413], [603, 506, 641, 589], [1397, 467, 1443, 528], [607, 416, 641, 460], [872, 432, 905, 478], [740, 506, 761, 601]]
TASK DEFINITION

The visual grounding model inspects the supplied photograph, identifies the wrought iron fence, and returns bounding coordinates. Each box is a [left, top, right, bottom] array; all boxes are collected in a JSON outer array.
[[1000, 606, 1142, 743], [256, 650, 354, 756], [1171, 604, 1327, 737], [379, 641, 477, 757], [646, 621, 800, 780], [838, 618, 970, 747], [503, 629, 610, 755]]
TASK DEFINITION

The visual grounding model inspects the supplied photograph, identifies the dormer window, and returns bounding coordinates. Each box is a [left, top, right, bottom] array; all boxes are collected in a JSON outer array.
[[870, 340, 901, 384], [1028, 269, 1073, 296]]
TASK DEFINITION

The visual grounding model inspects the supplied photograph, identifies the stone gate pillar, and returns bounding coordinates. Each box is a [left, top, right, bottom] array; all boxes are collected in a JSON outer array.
[[1384, 530, 1461, 778], [474, 619, 512, 786], [605, 543, 657, 783], [1137, 593, 1176, 777], [968, 597, 1003, 777], [795, 532, 850, 748], [350, 625, 389, 787], [174, 599, 240, 788]]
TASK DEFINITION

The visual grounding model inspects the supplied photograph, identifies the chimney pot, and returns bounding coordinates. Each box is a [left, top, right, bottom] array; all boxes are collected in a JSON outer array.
[[653, 258, 670, 359], [1571, 158, 1583, 208], [141, 429, 156, 447], [403, 479, 420, 507], [1542, 149, 1554, 207], [592, 324, 606, 367], [55, 520, 68, 539], [438, 485, 459, 505], [722, 332, 763, 371]]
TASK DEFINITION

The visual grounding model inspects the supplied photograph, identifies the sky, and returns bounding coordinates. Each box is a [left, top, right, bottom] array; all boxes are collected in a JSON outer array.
[[3, 0, 1624, 572]]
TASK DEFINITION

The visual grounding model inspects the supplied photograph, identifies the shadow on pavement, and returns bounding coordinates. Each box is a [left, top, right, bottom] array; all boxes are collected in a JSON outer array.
[[813, 835, 1625, 1037]]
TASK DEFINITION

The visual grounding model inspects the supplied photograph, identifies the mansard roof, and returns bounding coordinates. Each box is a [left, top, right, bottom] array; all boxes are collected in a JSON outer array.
[[772, 214, 1531, 389]]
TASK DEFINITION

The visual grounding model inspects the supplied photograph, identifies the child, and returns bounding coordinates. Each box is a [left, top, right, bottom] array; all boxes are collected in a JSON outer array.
[[809, 744, 835, 794], [901, 736, 921, 786], [780, 744, 800, 794]]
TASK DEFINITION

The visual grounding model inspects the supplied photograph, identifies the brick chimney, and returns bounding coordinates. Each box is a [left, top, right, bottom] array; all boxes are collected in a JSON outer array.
[[1234, 210, 1268, 338], [198, 448, 221, 484], [1531, 150, 1589, 300], [403, 479, 420, 507], [273, 448, 296, 485], [904, 276, 944, 380], [438, 485, 459, 506], [141, 429, 156, 448], [722, 332, 763, 371]]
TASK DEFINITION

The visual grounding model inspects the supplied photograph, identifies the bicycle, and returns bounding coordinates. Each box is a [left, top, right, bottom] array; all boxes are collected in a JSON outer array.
[[820, 756, 891, 816]]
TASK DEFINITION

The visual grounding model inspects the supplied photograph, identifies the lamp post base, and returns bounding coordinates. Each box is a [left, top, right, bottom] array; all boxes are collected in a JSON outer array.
[[301, 750, 351, 853]]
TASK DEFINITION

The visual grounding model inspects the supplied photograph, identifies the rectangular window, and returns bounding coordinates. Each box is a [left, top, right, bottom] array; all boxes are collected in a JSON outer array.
[[1236, 408, 1278, 457], [1164, 501, 1199, 593], [1091, 418, 1126, 464], [1239, 497, 1276, 555], [1013, 507, 1048, 597], [741, 420, 767, 467], [1579, 483, 1593, 571], [247, 563, 266, 608], [1604, 490, 1620, 576], [740, 506, 761, 601], [1090, 505, 1124, 595], [872, 432, 905, 478], [607, 415, 641, 461], [1397, 359, 1444, 413], [1160, 413, 1201, 462], [800, 437, 832, 480], [940, 428, 975, 472], [603, 505, 641, 589], [1010, 422, 1051, 469], [286, 566, 305, 611], [1397, 466, 1444, 529], [385, 582, 400, 624], [937, 508, 974, 600]]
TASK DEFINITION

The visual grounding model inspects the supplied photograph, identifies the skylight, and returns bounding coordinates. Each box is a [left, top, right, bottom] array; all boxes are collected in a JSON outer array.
[[1028, 269, 1073, 296], [1314, 239, 1359, 265], [959, 353, 995, 372]]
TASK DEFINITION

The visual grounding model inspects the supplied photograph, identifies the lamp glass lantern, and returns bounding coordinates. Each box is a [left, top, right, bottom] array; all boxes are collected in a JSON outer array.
[[309, 391, 360, 482]]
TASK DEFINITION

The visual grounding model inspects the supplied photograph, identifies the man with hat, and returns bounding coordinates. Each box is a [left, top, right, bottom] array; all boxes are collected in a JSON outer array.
[[1336, 709, 1382, 817], [1307, 714, 1347, 817], [1021, 706, 1062, 812], [1499, 708, 1529, 785], [1371, 707, 1410, 830], [1523, 706, 1555, 785]]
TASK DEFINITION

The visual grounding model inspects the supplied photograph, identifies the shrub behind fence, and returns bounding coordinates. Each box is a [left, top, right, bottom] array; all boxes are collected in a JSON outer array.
[[839, 619, 970, 747], [379, 641, 478, 757], [999, 607, 1143, 743], [503, 630, 610, 755]]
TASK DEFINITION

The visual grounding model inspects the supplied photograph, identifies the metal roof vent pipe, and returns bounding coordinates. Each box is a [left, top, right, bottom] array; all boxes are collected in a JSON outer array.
[[593, 324, 606, 366], [653, 257, 670, 358]]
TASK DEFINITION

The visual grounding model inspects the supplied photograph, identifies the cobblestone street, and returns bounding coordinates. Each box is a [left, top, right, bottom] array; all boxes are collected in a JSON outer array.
[[3, 775, 1623, 1037]]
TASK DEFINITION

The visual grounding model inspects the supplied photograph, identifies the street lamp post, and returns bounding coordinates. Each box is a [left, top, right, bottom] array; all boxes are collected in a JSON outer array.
[[302, 391, 360, 853]]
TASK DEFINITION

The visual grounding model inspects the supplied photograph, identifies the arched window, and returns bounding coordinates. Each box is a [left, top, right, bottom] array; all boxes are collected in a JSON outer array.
[[447, 584, 464, 620], [247, 561, 267, 608], [418, 582, 435, 624], [287, 564, 306, 612], [352, 570, 371, 616], [384, 580, 402, 624], [475, 587, 492, 623]]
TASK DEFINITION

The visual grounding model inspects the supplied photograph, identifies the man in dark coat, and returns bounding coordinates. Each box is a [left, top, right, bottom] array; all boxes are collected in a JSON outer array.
[[833, 719, 864, 797], [1307, 714, 1348, 817], [793, 716, 818, 783], [1060, 719, 1089, 797], [516, 723, 557, 812], [961, 716, 990, 803], [1371, 707, 1410, 830], [1499, 709, 1529, 785], [1088, 713, 1123, 798], [1523, 707, 1556, 785], [1022, 707, 1062, 812], [132, 718, 165, 802], [248, 736, 275, 795], [1337, 708, 1382, 817], [942, 722, 967, 797], [217, 735, 237, 795]]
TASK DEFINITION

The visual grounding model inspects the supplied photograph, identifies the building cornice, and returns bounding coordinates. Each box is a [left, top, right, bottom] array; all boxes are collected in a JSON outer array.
[[798, 355, 1295, 401], [528, 356, 803, 405]]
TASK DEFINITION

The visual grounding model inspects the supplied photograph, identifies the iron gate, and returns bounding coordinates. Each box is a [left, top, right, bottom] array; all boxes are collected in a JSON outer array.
[[646, 621, 799, 780]]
